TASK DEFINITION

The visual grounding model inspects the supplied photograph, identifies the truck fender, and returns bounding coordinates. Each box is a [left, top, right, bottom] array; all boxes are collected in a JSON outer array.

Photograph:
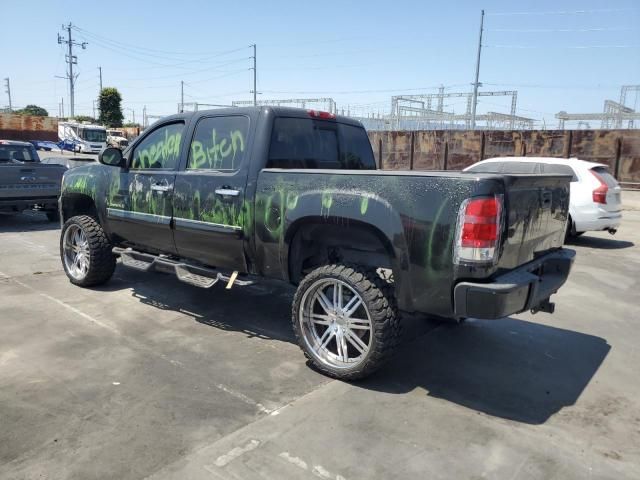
[[281, 189, 413, 310]]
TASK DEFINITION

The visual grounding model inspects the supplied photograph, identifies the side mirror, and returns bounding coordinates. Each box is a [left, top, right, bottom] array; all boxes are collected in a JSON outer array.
[[99, 147, 125, 168]]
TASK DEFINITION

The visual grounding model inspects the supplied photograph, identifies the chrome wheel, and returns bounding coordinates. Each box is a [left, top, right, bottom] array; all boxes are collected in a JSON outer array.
[[299, 278, 373, 370], [63, 224, 90, 280]]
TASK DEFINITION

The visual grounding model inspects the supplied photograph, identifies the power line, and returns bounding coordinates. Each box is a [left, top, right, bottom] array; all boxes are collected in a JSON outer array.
[[74, 29, 245, 69], [485, 44, 640, 49], [72, 27, 250, 70], [487, 27, 636, 33], [483, 82, 622, 90], [487, 8, 640, 16], [259, 84, 469, 95], [72, 25, 248, 58], [108, 57, 251, 83]]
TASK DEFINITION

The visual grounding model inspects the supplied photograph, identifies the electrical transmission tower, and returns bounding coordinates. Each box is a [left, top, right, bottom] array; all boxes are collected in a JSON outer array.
[[3, 77, 11, 112], [57, 23, 87, 118]]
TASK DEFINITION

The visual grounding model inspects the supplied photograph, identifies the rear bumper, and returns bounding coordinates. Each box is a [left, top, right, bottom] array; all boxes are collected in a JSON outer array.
[[574, 212, 622, 233], [453, 248, 576, 320], [0, 196, 58, 211]]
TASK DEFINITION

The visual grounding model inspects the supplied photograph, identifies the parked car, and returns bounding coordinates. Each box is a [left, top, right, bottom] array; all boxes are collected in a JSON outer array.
[[28, 140, 60, 151], [464, 157, 622, 239], [58, 107, 575, 379], [106, 129, 130, 149], [0, 140, 66, 221]]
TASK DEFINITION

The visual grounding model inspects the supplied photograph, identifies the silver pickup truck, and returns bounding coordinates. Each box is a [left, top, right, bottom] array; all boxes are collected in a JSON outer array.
[[0, 140, 67, 221]]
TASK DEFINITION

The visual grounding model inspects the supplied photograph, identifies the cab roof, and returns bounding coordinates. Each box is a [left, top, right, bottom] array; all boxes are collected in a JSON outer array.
[[160, 106, 364, 128]]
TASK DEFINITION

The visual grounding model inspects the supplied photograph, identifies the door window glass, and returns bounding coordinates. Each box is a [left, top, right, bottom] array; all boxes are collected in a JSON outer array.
[[131, 122, 184, 170], [187, 116, 249, 170]]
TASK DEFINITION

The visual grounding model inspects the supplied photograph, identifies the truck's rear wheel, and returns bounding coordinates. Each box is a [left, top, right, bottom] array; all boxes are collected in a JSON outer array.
[[60, 215, 116, 287], [292, 264, 400, 380]]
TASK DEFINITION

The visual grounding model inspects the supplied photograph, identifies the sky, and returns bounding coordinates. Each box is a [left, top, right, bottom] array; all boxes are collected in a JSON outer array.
[[2, 0, 639, 128]]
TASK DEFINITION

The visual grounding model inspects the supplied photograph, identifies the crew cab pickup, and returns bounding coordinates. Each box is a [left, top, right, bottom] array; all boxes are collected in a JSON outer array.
[[58, 107, 575, 379], [0, 140, 65, 221]]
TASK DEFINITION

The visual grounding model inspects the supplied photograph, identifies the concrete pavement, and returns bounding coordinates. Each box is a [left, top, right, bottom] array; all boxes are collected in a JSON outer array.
[[0, 210, 638, 479]]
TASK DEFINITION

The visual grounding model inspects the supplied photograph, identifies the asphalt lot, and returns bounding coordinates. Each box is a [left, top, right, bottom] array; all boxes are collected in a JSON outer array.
[[1, 195, 639, 479]]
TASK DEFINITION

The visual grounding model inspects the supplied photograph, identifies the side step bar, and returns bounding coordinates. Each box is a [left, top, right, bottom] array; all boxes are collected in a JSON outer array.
[[112, 247, 255, 289]]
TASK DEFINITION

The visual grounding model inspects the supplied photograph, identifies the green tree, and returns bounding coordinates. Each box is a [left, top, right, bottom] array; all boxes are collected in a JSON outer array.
[[73, 115, 96, 123], [17, 105, 49, 116], [98, 87, 124, 127]]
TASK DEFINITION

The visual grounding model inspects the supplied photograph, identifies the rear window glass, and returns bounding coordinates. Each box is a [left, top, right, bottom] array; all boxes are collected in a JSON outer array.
[[339, 123, 376, 169], [591, 166, 618, 188], [466, 162, 504, 173], [268, 118, 375, 170], [540, 163, 578, 182], [499, 162, 541, 174], [0, 145, 37, 162]]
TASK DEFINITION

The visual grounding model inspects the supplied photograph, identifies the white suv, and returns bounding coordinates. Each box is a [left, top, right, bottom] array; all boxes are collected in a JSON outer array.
[[464, 157, 622, 238]]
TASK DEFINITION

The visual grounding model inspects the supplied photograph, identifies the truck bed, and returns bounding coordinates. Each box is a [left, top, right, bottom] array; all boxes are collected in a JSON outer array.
[[0, 163, 65, 202], [255, 168, 570, 316]]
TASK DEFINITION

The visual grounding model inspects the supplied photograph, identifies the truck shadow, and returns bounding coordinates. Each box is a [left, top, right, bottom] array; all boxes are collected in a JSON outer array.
[[0, 212, 60, 233], [97, 267, 609, 425], [359, 317, 610, 425], [566, 235, 634, 249], [99, 268, 297, 344]]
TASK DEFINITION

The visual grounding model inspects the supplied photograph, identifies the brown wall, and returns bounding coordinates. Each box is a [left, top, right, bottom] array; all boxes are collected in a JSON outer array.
[[368, 129, 640, 185], [121, 126, 141, 140], [0, 114, 58, 142]]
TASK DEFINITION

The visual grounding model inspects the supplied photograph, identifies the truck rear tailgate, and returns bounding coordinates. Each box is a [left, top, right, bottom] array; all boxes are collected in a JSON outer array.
[[498, 174, 570, 269], [0, 163, 65, 200]]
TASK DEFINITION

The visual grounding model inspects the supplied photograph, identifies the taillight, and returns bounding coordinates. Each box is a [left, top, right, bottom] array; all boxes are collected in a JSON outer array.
[[590, 170, 608, 204], [308, 109, 335, 120], [455, 195, 503, 264]]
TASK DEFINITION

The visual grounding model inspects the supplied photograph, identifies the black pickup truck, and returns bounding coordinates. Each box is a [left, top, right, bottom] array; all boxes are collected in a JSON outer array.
[[59, 107, 575, 379]]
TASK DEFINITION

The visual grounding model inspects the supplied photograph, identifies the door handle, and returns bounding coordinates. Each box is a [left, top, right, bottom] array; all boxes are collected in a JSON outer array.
[[151, 184, 171, 193], [215, 188, 240, 197]]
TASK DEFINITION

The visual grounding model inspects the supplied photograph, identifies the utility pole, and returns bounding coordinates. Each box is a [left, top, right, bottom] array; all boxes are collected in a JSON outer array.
[[250, 44, 257, 106], [61, 97, 64, 118], [470, 9, 484, 130], [58, 23, 87, 118], [97, 66, 103, 120], [180, 80, 184, 112], [143, 105, 147, 128], [3, 77, 11, 112], [92, 100, 96, 119]]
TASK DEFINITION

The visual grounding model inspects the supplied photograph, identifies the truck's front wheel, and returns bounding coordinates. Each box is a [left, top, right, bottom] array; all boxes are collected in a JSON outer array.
[[292, 264, 400, 380], [60, 215, 116, 287]]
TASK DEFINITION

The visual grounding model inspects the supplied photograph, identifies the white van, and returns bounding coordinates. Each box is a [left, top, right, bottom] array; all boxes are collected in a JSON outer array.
[[58, 122, 107, 154], [464, 157, 622, 238]]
